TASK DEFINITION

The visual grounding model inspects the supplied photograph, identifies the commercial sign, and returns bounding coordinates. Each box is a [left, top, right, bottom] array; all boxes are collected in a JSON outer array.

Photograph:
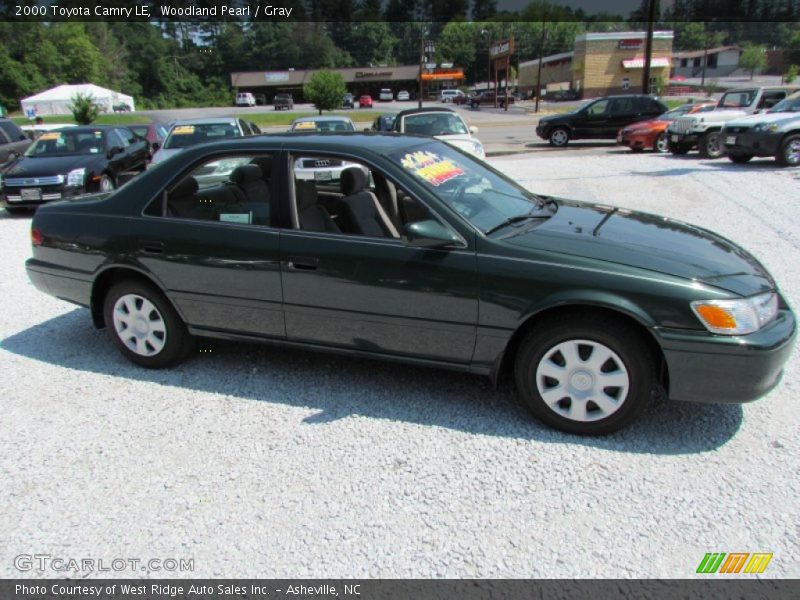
[[264, 72, 290, 83], [618, 39, 643, 49], [355, 71, 392, 79], [490, 39, 514, 59]]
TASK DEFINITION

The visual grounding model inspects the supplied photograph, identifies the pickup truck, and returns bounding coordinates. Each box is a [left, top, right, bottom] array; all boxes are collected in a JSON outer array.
[[273, 93, 294, 111], [468, 90, 515, 109], [666, 86, 799, 158]]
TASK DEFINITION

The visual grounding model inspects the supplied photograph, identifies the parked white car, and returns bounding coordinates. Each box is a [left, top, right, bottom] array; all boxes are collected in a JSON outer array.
[[379, 89, 394, 102], [150, 118, 253, 166], [440, 89, 466, 103], [396, 90, 410, 101], [235, 92, 256, 107], [392, 107, 485, 158]]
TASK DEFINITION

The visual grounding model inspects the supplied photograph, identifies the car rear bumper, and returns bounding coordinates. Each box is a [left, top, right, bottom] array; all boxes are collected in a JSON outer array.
[[26, 258, 93, 308], [722, 131, 781, 156], [656, 307, 796, 404]]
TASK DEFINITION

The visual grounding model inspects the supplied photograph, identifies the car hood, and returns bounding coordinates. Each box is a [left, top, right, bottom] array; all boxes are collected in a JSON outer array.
[[622, 119, 668, 133], [725, 112, 800, 128], [150, 148, 182, 165], [503, 199, 774, 297], [1, 154, 100, 178], [692, 108, 748, 123]]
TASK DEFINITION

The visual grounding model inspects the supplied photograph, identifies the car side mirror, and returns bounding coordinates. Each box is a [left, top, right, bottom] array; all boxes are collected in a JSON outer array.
[[9, 150, 20, 160], [107, 146, 124, 158], [469, 126, 479, 135], [151, 142, 160, 152], [403, 220, 463, 249]]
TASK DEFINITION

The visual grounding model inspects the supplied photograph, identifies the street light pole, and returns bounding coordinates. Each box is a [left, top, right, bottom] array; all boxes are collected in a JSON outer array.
[[535, 13, 548, 113], [642, 0, 657, 94], [418, 34, 424, 109]]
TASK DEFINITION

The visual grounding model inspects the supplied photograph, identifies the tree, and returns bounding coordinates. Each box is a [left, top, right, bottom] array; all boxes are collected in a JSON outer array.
[[70, 92, 100, 124], [785, 64, 798, 84], [304, 70, 346, 115], [739, 44, 766, 80]]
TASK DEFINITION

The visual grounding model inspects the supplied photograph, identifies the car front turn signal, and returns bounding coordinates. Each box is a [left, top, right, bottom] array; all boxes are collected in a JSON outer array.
[[691, 292, 778, 335]]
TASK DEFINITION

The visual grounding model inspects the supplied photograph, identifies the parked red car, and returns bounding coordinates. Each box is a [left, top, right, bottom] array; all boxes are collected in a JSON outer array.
[[617, 101, 716, 153], [359, 95, 373, 108]]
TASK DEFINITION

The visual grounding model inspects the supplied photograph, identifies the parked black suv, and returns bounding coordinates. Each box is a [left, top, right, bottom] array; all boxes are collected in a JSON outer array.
[[0, 118, 32, 164], [536, 95, 668, 147]]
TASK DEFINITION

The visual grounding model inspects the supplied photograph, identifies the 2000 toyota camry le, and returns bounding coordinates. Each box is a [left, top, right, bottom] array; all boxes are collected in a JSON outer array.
[[25, 134, 796, 435]]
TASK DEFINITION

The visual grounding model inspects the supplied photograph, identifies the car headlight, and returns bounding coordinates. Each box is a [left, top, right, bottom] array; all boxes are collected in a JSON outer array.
[[66, 168, 85, 187], [754, 123, 778, 133], [472, 141, 485, 157], [691, 292, 778, 335]]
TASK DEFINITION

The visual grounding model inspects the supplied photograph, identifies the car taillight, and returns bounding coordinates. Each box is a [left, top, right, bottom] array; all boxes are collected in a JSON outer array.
[[31, 228, 42, 246]]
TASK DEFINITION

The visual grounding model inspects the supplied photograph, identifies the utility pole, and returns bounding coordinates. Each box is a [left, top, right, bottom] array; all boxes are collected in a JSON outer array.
[[701, 22, 709, 90], [535, 12, 548, 113], [642, 0, 657, 94], [418, 33, 424, 109]]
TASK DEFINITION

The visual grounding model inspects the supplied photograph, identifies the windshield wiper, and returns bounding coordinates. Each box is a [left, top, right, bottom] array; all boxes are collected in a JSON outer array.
[[485, 213, 549, 235]]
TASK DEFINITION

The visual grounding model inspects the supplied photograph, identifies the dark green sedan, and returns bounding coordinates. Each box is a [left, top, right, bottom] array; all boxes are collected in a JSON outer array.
[[25, 134, 796, 435]]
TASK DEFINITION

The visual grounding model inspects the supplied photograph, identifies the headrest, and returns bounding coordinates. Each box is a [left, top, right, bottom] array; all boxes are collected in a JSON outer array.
[[295, 180, 318, 211], [170, 176, 198, 198], [340, 167, 367, 196], [230, 164, 263, 184], [250, 156, 272, 178]]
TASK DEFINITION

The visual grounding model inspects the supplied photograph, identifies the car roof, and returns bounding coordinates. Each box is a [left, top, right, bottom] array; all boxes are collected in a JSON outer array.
[[57, 125, 116, 132], [169, 117, 239, 126], [292, 116, 354, 123], [395, 107, 457, 118]]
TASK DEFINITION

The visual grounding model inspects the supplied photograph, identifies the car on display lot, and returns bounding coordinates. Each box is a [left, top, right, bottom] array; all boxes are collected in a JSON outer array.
[[19, 122, 77, 141], [617, 101, 717, 153], [342, 93, 355, 109], [379, 88, 394, 102], [289, 116, 356, 133], [25, 134, 796, 435], [129, 122, 170, 155], [392, 107, 485, 158], [359, 95, 373, 108], [721, 91, 800, 166], [368, 114, 396, 132], [667, 86, 800, 158], [273, 93, 294, 111], [150, 118, 257, 166], [536, 95, 668, 147], [0, 125, 148, 213], [1, 118, 33, 162], [397, 90, 411, 101]]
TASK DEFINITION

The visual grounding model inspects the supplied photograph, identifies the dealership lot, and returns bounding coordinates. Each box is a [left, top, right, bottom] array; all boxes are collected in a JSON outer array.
[[0, 149, 798, 578]]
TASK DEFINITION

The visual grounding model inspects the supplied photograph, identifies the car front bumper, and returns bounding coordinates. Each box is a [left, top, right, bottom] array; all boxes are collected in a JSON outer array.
[[618, 130, 658, 149], [1, 185, 87, 209], [722, 130, 781, 157], [668, 131, 700, 147], [656, 307, 796, 404]]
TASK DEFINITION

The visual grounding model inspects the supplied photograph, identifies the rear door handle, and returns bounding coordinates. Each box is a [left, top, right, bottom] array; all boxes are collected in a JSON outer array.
[[141, 241, 164, 254], [287, 256, 318, 271]]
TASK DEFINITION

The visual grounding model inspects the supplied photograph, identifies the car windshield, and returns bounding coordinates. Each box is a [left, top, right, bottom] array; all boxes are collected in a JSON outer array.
[[719, 90, 757, 108], [389, 141, 552, 234], [403, 113, 469, 136], [163, 123, 240, 149], [768, 95, 800, 113], [24, 129, 106, 157], [291, 120, 355, 132]]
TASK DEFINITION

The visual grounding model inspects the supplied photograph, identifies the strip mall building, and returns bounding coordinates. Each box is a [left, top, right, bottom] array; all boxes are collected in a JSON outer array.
[[230, 65, 465, 103], [519, 31, 674, 99]]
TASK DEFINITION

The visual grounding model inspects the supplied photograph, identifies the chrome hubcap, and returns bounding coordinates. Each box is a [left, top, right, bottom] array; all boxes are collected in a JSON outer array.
[[535, 339, 630, 422], [786, 140, 800, 165], [706, 134, 721, 156], [112, 294, 166, 356], [552, 130, 568, 145], [100, 177, 114, 191], [656, 133, 668, 153]]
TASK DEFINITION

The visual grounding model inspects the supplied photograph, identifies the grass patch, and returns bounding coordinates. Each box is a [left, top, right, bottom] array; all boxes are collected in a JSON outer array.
[[249, 110, 386, 128], [10, 113, 151, 126]]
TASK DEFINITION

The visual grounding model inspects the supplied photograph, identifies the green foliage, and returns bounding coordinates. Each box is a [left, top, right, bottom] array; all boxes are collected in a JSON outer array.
[[304, 70, 347, 115], [739, 44, 767, 80], [70, 92, 100, 125], [785, 65, 798, 84]]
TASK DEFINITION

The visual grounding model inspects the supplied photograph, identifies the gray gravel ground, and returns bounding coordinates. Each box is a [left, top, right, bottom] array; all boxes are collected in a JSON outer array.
[[0, 150, 798, 579]]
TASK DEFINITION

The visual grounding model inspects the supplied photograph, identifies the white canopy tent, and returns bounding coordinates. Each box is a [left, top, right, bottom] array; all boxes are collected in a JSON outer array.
[[20, 84, 135, 116]]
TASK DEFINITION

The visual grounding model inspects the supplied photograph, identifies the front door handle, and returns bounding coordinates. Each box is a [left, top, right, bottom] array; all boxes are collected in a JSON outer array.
[[287, 256, 318, 271]]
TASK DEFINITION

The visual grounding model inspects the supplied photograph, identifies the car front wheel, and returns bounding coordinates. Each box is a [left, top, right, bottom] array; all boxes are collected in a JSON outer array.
[[99, 174, 115, 192], [514, 314, 657, 435], [103, 280, 194, 368], [548, 127, 570, 147], [655, 132, 669, 153], [698, 131, 723, 158], [776, 134, 800, 167]]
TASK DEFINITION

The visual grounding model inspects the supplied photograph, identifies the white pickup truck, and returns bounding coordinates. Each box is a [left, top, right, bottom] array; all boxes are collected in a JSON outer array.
[[667, 86, 799, 158]]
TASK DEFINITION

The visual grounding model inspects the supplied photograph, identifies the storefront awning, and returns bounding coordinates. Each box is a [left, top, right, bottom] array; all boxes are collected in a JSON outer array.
[[622, 57, 670, 69]]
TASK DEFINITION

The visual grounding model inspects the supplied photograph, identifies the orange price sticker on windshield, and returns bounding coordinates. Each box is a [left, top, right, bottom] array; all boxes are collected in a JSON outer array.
[[293, 121, 317, 130], [172, 125, 195, 135], [38, 132, 61, 141]]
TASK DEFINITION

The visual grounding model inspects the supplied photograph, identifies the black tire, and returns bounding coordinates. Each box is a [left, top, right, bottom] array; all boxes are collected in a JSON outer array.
[[548, 127, 570, 147], [776, 134, 800, 167], [98, 174, 115, 192], [698, 131, 723, 159], [103, 280, 194, 368], [654, 132, 669, 153], [630, 146, 645, 153], [668, 141, 691, 155], [514, 314, 657, 435], [728, 152, 753, 164], [4, 207, 31, 215]]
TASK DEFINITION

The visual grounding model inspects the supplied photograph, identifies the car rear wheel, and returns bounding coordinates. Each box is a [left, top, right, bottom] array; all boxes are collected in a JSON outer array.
[[776, 134, 800, 167], [655, 132, 669, 153], [103, 280, 194, 368], [698, 131, 723, 158], [548, 127, 570, 147], [728, 152, 753, 164], [514, 314, 657, 435]]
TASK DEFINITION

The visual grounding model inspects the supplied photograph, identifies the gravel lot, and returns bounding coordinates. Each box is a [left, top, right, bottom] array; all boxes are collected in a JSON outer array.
[[1, 150, 798, 579]]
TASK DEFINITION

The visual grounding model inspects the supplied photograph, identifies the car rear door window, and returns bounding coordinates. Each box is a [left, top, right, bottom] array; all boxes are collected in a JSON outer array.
[[0, 120, 25, 141]]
